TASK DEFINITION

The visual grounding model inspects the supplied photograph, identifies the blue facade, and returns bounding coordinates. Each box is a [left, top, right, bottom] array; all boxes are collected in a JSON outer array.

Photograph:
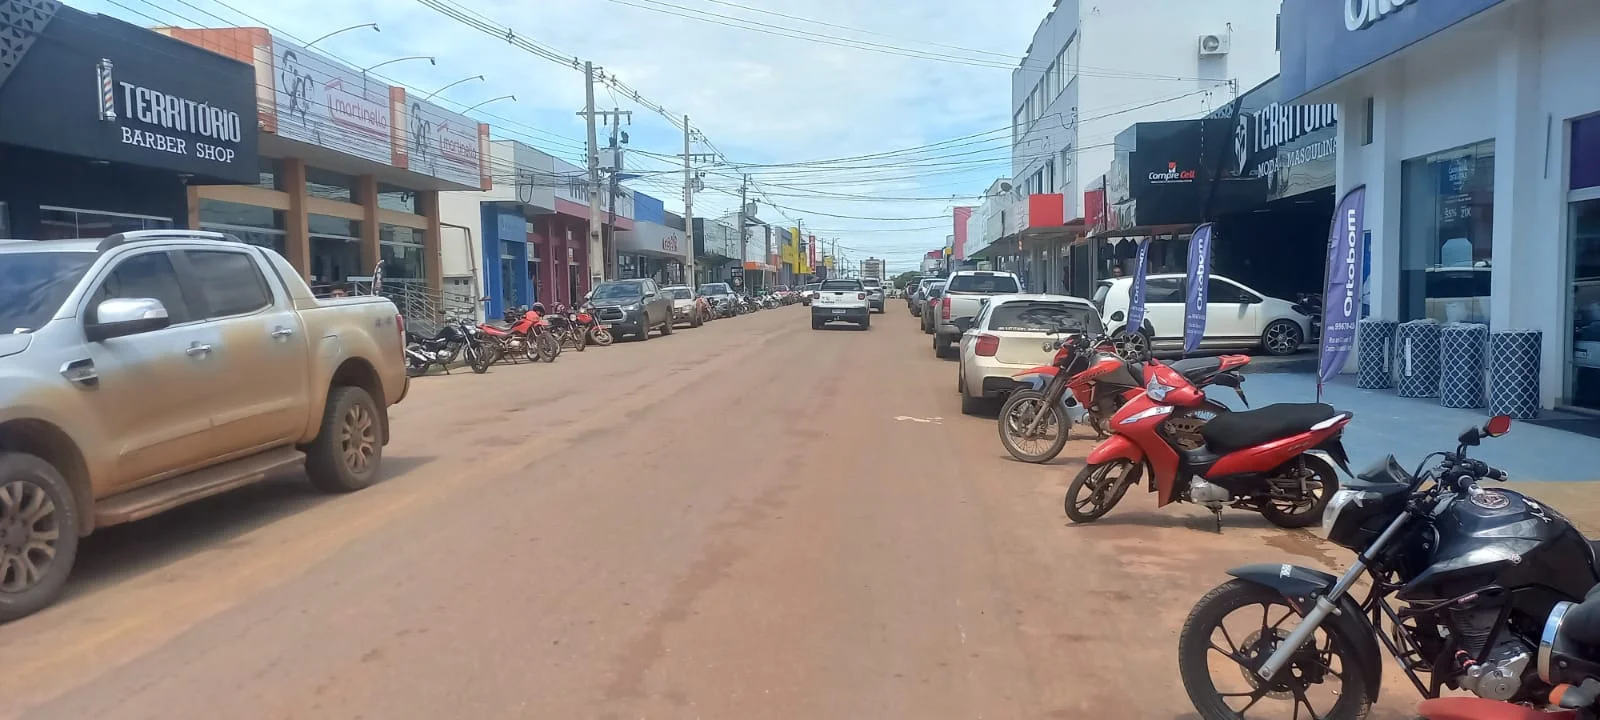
[[633, 192, 665, 225], [480, 207, 532, 318], [1279, 0, 1507, 98]]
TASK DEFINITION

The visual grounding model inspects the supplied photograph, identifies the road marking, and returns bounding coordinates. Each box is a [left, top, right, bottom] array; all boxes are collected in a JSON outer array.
[[894, 415, 943, 424]]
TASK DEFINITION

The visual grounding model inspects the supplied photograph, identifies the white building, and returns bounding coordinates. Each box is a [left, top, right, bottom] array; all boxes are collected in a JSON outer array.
[[1011, 0, 1281, 221], [1281, 0, 1600, 412]]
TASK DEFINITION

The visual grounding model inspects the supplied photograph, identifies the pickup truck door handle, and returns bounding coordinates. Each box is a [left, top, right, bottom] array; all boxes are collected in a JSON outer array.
[[60, 359, 98, 388], [186, 342, 213, 357], [270, 326, 295, 339]]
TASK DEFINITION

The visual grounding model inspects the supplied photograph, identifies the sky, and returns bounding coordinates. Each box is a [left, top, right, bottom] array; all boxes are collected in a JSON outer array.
[[69, 0, 1053, 276]]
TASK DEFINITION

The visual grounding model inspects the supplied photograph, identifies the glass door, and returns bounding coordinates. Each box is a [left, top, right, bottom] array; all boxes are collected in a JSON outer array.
[[1570, 198, 1600, 409]]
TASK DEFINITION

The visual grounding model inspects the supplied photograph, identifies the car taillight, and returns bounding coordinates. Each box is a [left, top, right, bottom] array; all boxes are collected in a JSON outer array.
[[857, 292, 866, 300], [974, 334, 1000, 357], [941, 296, 951, 320]]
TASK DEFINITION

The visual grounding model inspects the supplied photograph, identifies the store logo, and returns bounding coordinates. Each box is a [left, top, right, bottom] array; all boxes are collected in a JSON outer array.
[[1232, 113, 1251, 177], [1147, 162, 1197, 184], [100, 58, 242, 165], [662, 235, 680, 253], [1345, 0, 1418, 31]]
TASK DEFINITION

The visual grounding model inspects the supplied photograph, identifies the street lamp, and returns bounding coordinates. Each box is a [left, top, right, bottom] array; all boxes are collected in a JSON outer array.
[[462, 95, 516, 113], [361, 55, 436, 74], [304, 23, 378, 49], [423, 75, 485, 100]]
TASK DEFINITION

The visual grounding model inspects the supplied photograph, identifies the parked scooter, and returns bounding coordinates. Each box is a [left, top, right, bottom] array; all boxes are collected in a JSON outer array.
[[1066, 359, 1346, 529], [1177, 416, 1600, 720]]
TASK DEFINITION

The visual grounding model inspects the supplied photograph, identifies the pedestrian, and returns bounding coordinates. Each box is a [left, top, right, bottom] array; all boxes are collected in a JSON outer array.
[[1111, 265, 1126, 278]]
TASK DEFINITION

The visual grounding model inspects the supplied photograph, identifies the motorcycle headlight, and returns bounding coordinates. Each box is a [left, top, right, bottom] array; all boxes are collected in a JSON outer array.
[[1320, 488, 1382, 539]]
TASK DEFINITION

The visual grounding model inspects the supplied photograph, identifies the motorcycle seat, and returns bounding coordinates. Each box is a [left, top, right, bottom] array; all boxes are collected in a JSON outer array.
[[1199, 403, 1337, 455]]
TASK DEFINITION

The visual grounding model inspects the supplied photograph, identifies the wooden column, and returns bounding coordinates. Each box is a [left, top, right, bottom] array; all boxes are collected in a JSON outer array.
[[282, 157, 310, 281], [358, 174, 380, 272], [419, 190, 443, 296], [186, 185, 201, 230]]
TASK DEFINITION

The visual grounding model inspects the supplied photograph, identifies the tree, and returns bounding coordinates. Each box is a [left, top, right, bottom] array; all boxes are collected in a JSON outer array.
[[892, 270, 921, 290]]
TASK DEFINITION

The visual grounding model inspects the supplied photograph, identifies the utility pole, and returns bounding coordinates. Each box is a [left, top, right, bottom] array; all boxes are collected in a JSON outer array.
[[679, 120, 716, 290], [582, 61, 603, 291], [735, 173, 748, 290], [794, 218, 803, 285], [606, 106, 628, 281]]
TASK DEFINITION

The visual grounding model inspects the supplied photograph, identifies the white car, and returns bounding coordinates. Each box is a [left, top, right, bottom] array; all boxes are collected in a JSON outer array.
[[662, 285, 703, 327], [956, 294, 1104, 414], [811, 279, 871, 329], [1094, 274, 1314, 357]]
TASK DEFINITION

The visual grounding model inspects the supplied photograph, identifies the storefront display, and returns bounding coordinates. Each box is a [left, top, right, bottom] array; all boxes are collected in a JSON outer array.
[[1400, 141, 1496, 325]]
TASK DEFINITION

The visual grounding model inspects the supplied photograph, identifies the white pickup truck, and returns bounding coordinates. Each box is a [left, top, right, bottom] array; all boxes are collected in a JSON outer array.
[[933, 270, 1022, 358], [810, 279, 871, 330]]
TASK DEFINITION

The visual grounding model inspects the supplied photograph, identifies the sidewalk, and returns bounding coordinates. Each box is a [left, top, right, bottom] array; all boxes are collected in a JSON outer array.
[[1208, 373, 1600, 484]]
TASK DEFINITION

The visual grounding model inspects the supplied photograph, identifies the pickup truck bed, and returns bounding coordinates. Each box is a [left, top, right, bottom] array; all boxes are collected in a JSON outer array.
[[933, 271, 1022, 358]]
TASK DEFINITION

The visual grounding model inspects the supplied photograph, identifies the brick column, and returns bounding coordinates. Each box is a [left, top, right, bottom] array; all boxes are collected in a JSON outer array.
[[358, 174, 380, 272], [419, 189, 443, 296], [282, 157, 310, 280]]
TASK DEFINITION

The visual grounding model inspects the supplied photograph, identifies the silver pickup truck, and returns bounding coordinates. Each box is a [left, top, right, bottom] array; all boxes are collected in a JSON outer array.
[[932, 270, 1022, 358], [0, 230, 408, 621]]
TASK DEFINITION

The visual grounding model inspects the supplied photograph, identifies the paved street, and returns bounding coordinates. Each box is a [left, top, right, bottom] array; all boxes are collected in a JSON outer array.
[[0, 307, 1487, 720]]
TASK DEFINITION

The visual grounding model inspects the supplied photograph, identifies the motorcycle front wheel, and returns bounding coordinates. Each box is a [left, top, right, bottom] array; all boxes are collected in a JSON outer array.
[[1178, 579, 1370, 720], [1064, 460, 1140, 523], [592, 327, 614, 346], [997, 390, 1070, 463], [572, 329, 587, 351], [536, 333, 560, 362], [466, 342, 491, 374]]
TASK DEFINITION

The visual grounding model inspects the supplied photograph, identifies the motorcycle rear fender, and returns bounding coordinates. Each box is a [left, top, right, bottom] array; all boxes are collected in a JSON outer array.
[[1226, 563, 1382, 700], [1315, 435, 1354, 476]]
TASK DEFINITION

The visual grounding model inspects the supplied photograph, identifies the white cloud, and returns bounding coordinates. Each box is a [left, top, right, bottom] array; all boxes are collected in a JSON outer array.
[[71, 0, 1050, 272]]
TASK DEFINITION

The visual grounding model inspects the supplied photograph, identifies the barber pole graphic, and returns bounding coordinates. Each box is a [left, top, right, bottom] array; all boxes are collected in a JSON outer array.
[[96, 59, 116, 122]]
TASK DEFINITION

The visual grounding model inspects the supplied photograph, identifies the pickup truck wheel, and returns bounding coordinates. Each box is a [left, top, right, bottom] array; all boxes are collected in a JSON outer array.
[[0, 452, 79, 623], [661, 316, 674, 336], [306, 387, 382, 494], [934, 334, 953, 359]]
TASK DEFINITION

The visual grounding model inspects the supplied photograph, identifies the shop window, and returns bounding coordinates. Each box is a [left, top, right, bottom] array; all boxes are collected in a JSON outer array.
[[257, 158, 281, 191], [380, 224, 424, 280], [38, 206, 172, 240], [1400, 140, 1495, 325], [376, 183, 420, 214], [308, 214, 360, 286], [184, 250, 273, 317], [199, 199, 288, 256], [0, 202, 8, 238], [1571, 114, 1600, 191], [1363, 98, 1375, 146], [305, 167, 355, 202]]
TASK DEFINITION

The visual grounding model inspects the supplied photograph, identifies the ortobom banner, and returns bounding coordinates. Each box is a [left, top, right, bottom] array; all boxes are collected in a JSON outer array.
[[1319, 186, 1368, 391], [1183, 223, 1215, 355], [1126, 238, 1151, 338]]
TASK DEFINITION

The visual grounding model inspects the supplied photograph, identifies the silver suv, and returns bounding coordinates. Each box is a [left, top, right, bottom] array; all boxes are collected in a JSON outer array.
[[860, 278, 886, 312]]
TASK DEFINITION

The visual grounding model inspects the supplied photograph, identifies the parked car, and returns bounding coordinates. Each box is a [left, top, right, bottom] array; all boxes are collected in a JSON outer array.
[[800, 282, 821, 306], [1094, 273, 1314, 357], [0, 230, 410, 621], [955, 294, 1104, 414], [861, 277, 886, 312], [908, 276, 943, 316], [811, 279, 870, 329], [920, 282, 948, 334], [589, 278, 673, 340], [933, 270, 1022, 359], [662, 285, 704, 328]]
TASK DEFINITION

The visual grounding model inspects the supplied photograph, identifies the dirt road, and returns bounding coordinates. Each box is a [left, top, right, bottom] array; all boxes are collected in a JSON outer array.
[[0, 306, 1418, 719]]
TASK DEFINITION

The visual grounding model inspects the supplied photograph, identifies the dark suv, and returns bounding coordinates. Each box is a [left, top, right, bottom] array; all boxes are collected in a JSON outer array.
[[588, 278, 674, 340]]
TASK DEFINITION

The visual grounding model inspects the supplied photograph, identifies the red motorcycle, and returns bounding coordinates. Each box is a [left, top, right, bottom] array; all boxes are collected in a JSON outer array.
[[572, 304, 615, 347], [1066, 359, 1349, 530], [480, 306, 559, 363], [997, 330, 1251, 463]]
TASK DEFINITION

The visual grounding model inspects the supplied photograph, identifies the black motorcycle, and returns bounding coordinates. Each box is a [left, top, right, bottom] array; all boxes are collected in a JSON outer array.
[[405, 318, 492, 377], [1176, 415, 1599, 719]]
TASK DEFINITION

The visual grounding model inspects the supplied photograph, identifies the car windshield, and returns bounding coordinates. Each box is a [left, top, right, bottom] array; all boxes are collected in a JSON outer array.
[[804, 284, 820, 291], [667, 288, 693, 299], [987, 302, 1104, 335], [0, 251, 96, 333], [862, 279, 881, 288], [946, 273, 1020, 293], [593, 282, 645, 300], [699, 283, 730, 296], [821, 280, 861, 291]]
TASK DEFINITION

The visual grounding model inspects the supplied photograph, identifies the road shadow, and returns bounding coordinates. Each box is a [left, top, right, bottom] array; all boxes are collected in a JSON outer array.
[[64, 455, 435, 599], [1064, 509, 1276, 533]]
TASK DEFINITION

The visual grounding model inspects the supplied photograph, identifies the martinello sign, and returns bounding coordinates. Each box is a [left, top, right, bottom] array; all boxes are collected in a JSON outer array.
[[1345, 0, 1419, 31]]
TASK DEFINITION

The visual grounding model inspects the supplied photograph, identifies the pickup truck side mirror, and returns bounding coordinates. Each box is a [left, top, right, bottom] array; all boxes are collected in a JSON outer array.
[[86, 297, 171, 341]]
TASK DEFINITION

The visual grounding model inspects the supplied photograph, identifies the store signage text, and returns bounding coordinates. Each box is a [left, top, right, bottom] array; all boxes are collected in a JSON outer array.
[[1251, 102, 1337, 154], [1345, 0, 1418, 31], [1147, 162, 1197, 184], [1254, 137, 1338, 179], [326, 80, 387, 137], [661, 235, 680, 253], [99, 59, 242, 166]]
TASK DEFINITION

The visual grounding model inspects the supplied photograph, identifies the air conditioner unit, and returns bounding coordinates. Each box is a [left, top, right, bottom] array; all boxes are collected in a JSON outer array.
[[1198, 33, 1230, 56]]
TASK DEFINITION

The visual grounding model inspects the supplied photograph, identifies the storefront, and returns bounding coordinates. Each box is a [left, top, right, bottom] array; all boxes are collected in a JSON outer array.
[[0, 2, 259, 238], [1279, 0, 1600, 410], [616, 192, 688, 285], [159, 27, 490, 299]]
